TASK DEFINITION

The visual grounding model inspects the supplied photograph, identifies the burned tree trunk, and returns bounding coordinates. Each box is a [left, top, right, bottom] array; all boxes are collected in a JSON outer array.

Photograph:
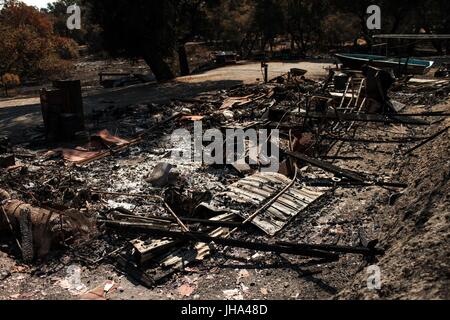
[[144, 52, 175, 82]]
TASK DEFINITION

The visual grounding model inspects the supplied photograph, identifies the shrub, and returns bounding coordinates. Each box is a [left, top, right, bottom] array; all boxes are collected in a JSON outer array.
[[37, 54, 73, 81], [54, 37, 80, 60], [0, 1, 77, 81], [0, 73, 21, 87], [0, 73, 20, 96]]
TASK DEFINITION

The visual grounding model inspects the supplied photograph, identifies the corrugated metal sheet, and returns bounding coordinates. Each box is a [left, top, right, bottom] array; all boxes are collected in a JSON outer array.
[[223, 172, 326, 236]]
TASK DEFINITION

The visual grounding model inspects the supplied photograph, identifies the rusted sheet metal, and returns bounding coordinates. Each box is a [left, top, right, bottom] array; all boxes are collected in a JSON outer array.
[[223, 173, 326, 236], [46, 129, 132, 164], [220, 95, 254, 110]]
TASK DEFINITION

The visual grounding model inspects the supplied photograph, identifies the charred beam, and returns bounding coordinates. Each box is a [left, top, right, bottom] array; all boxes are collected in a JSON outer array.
[[404, 126, 449, 155], [281, 112, 430, 125], [102, 221, 340, 260]]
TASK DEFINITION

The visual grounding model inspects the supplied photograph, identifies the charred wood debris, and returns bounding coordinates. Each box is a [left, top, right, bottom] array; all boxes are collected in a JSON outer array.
[[1, 66, 449, 288]]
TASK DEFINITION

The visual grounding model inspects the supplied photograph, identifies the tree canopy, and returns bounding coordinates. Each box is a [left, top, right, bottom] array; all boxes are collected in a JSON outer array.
[[2, 0, 449, 82]]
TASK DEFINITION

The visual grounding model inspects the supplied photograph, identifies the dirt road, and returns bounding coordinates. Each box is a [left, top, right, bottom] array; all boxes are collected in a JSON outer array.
[[0, 61, 332, 142]]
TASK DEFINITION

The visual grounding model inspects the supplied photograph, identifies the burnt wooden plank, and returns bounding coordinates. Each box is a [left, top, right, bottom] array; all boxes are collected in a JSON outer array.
[[285, 151, 367, 182], [275, 111, 430, 125]]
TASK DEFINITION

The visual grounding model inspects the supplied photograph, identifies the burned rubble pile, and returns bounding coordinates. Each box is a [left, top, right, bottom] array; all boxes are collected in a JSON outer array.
[[1, 66, 449, 296]]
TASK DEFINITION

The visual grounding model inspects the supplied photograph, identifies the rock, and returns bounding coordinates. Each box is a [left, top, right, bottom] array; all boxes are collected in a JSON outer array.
[[222, 110, 235, 121], [231, 162, 252, 175], [223, 289, 243, 300], [0, 269, 11, 281], [238, 269, 250, 279], [181, 108, 192, 114], [250, 253, 263, 262], [145, 163, 175, 188]]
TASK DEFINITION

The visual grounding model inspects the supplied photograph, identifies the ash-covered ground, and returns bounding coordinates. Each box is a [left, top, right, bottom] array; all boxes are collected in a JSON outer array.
[[0, 73, 449, 300]]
